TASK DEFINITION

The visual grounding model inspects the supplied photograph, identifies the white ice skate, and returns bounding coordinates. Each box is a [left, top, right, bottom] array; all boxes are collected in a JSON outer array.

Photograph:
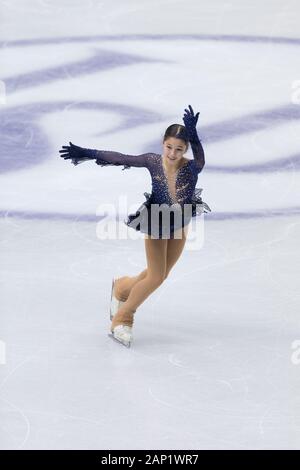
[[110, 277, 125, 320], [108, 325, 133, 348]]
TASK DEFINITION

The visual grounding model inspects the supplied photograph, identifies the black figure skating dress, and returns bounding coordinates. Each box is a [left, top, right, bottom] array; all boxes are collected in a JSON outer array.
[[60, 139, 211, 239]]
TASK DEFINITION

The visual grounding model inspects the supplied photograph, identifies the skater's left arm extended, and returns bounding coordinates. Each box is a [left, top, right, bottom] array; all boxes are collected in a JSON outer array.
[[182, 104, 205, 173], [59, 142, 150, 170]]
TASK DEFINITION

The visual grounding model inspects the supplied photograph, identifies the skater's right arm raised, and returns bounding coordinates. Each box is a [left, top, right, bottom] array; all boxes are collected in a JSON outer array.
[[59, 142, 150, 171]]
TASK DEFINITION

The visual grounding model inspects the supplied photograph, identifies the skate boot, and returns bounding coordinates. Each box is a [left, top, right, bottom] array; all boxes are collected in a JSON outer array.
[[109, 277, 126, 320], [108, 307, 136, 348], [108, 325, 133, 348]]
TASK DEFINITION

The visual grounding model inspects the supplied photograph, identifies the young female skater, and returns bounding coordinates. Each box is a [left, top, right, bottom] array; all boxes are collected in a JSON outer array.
[[59, 104, 211, 347]]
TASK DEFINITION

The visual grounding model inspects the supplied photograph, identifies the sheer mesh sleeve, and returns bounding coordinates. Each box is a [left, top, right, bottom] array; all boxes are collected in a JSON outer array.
[[67, 147, 151, 171], [190, 132, 205, 173], [95, 150, 151, 170]]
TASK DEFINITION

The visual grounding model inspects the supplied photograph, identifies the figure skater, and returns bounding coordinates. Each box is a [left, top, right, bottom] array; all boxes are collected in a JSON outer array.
[[59, 104, 211, 347]]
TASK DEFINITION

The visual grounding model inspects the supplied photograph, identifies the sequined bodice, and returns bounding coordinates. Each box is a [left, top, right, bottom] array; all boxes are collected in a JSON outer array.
[[146, 154, 199, 206]]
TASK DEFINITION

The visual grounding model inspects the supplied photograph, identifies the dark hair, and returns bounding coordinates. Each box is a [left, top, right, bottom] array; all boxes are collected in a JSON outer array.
[[163, 124, 189, 151]]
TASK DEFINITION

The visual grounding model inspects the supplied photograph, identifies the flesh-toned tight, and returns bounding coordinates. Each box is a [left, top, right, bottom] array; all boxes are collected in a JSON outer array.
[[110, 225, 189, 332]]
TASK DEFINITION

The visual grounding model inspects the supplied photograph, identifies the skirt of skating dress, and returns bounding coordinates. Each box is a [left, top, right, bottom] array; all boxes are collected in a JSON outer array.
[[124, 188, 211, 239]]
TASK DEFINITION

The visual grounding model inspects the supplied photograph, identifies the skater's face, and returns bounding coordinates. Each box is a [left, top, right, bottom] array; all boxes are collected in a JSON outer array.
[[162, 137, 187, 165]]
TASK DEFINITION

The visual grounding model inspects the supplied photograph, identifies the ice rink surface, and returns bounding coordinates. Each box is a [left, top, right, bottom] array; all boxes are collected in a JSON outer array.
[[0, 0, 300, 450]]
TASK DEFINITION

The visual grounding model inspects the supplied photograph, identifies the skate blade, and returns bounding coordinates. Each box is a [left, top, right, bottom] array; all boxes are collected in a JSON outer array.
[[108, 332, 131, 348], [109, 278, 115, 320]]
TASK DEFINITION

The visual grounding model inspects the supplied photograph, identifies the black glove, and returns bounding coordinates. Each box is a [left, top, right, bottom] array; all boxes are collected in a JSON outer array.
[[59, 142, 97, 165], [182, 104, 200, 142]]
